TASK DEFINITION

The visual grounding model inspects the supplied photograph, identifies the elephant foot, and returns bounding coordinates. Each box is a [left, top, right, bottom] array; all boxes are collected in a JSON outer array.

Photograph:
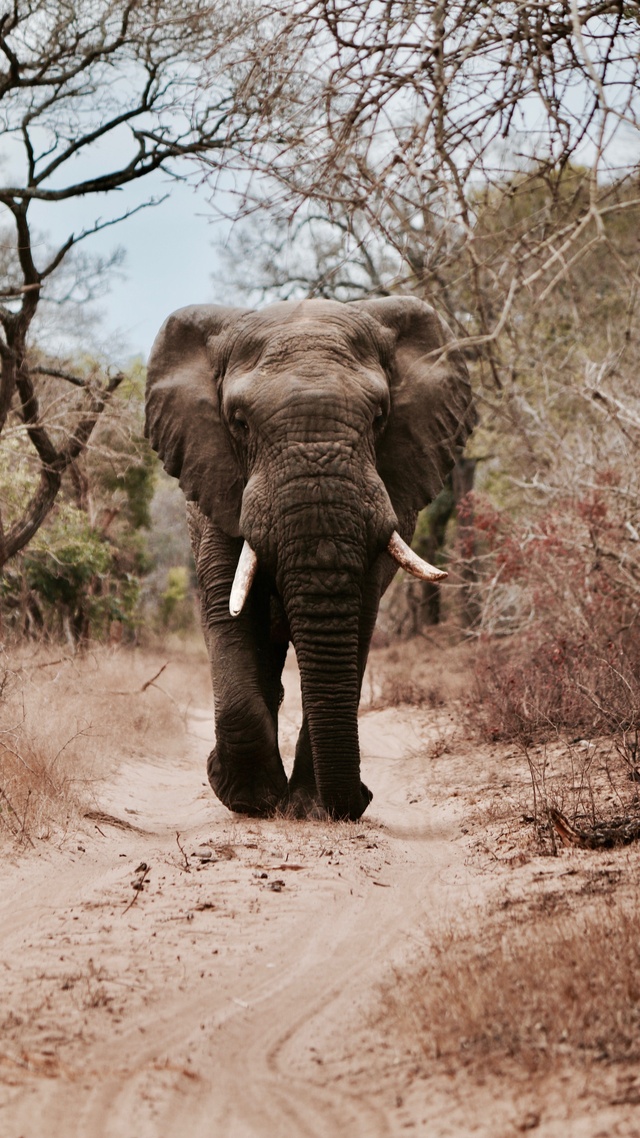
[[280, 780, 373, 821], [207, 747, 287, 818], [278, 785, 327, 820]]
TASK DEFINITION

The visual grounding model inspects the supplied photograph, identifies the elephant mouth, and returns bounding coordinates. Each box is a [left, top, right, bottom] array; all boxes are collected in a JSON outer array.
[[229, 532, 447, 617]]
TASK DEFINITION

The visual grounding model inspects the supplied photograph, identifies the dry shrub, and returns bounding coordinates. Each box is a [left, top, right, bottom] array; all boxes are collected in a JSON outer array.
[[369, 676, 437, 710], [508, 737, 640, 857], [0, 644, 210, 844], [0, 725, 86, 843], [0, 664, 92, 842], [459, 490, 640, 745], [383, 891, 640, 1070], [364, 635, 474, 711]]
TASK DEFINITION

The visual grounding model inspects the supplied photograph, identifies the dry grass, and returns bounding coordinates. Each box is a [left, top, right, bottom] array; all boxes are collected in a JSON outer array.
[[0, 721, 87, 844], [0, 641, 212, 845], [462, 606, 640, 850], [369, 675, 440, 710], [382, 887, 640, 1072]]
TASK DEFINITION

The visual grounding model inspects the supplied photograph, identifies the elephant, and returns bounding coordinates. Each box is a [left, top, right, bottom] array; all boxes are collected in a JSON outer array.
[[145, 296, 475, 821]]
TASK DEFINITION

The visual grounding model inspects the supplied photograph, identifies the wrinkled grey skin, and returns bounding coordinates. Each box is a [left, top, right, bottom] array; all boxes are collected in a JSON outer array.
[[145, 297, 475, 820]]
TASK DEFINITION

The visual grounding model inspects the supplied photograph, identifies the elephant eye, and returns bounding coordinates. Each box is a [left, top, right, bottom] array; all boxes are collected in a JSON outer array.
[[232, 409, 249, 432], [373, 404, 387, 431]]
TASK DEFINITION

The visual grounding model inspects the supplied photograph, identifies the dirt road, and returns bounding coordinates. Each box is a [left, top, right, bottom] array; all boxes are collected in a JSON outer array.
[[4, 650, 639, 1138], [0, 653, 483, 1138]]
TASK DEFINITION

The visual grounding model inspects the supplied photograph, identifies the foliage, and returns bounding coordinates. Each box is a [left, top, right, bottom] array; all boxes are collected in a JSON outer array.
[[4, 0, 640, 679], [86, 359, 157, 532], [139, 472, 197, 637], [1, 497, 149, 643], [223, 147, 640, 708], [159, 566, 194, 632], [218, 3, 640, 662], [227, 4, 640, 347]]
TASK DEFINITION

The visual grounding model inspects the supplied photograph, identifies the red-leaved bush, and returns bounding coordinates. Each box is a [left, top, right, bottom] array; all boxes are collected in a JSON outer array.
[[454, 484, 640, 744]]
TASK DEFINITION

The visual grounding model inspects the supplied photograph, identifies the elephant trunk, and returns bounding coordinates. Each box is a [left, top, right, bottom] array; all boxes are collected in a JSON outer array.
[[285, 577, 366, 819], [272, 474, 374, 819]]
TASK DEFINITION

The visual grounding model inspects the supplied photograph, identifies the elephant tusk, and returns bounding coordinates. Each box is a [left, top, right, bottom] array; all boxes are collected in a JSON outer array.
[[229, 541, 259, 616], [387, 530, 448, 582]]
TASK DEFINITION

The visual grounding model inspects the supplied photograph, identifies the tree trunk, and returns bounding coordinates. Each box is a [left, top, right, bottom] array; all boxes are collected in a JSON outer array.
[[407, 457, 478, 633], [452, 457, 479, 628]]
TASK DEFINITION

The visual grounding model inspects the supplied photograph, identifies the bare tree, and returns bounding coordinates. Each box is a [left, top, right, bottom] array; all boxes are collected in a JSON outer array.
[[229, 2, 640, 358], [0, 0, 257, 569]]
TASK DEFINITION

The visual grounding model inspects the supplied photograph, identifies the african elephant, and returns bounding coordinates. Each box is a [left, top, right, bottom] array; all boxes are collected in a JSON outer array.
[[145, 297, 475, 820]]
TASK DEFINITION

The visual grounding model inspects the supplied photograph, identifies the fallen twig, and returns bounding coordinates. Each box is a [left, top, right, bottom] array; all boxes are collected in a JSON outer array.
[[175, 831, 190, 871], [141, 663, 168, 693], [83, 809, 145, 832], [123, 862, 150, 914]]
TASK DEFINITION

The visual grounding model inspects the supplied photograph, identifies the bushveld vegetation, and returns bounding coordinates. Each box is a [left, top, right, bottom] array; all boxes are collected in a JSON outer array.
[[1, 2, 639, 833], [215, 4, 640, 776]]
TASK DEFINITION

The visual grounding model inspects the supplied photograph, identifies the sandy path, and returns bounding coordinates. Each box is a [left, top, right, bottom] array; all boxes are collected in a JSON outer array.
[[0, 660, 477, 1138]]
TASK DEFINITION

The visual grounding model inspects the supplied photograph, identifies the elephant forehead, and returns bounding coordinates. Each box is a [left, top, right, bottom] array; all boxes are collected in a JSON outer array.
[[261, 329, 354, 364], [227, 307, 385, 367], [225, 365, 387, 423]]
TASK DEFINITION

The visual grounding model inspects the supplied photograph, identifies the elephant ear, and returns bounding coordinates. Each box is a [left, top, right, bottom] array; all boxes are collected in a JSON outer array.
[[145, 304, 251, 537], [352, 296, 476, 517]]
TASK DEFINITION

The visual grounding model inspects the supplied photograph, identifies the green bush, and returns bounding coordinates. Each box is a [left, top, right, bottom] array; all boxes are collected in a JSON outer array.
[[1, 501, 147, 642]]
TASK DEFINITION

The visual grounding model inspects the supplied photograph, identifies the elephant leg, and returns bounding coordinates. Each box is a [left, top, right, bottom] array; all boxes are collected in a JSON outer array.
[[206, 661, 287, 817], [206, 603, 288, 816], [188, 507, 288, 816], [283, 718, 318, 816]]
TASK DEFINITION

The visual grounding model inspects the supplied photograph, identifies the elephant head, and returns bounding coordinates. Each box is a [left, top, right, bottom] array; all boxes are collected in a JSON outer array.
[[145, 297, 475, 820]]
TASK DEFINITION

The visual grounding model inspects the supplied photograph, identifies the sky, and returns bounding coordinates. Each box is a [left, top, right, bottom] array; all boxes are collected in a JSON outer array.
[[0, 109, 244, 365], [29, 173, 235, 364]]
